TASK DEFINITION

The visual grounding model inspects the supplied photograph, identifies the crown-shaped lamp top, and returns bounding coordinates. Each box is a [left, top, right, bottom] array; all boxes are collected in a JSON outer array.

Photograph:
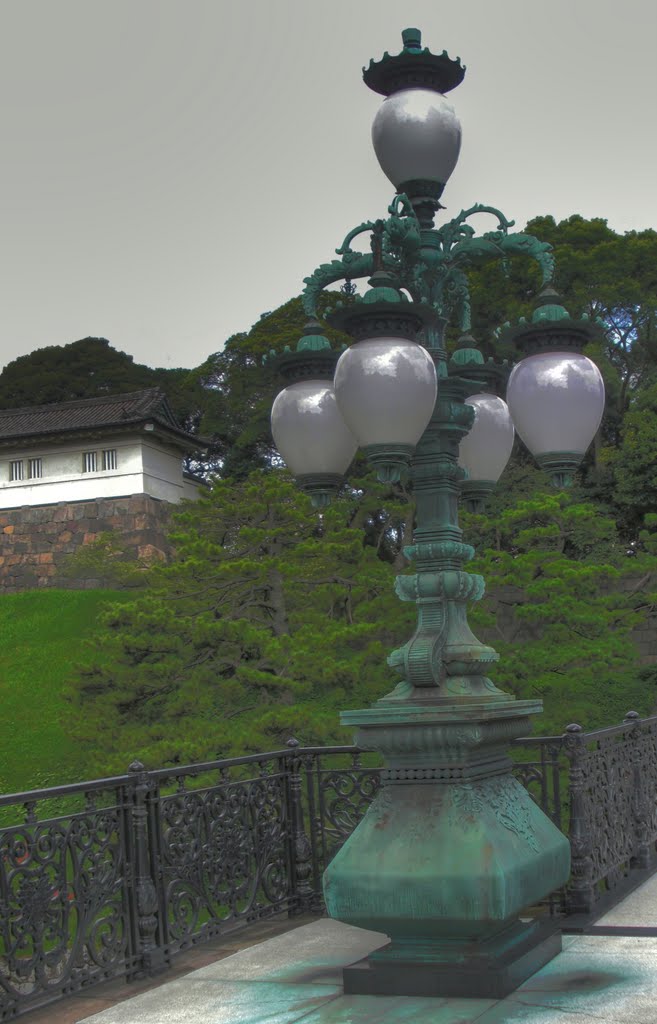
[[363, 28, 466, 97]]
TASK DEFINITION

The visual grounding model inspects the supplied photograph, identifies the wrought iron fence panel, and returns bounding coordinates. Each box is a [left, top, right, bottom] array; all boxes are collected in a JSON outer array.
[[629, 716, 657, 863], [153, 757, 291, 956], [511, 738, 565, 831], [584, 729, 639, 896], [309, 751, 381, 872], [563, 715, 657, 915], [0, 781, 134, 1021], [299, 754, 323, 900]]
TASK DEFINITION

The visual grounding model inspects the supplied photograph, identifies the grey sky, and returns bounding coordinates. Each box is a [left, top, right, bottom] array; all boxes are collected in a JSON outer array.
[[1, 0, 655, 374]]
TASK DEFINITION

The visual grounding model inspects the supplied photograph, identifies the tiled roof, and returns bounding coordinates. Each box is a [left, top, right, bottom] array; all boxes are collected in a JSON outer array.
[[0, 389, 195, 444]]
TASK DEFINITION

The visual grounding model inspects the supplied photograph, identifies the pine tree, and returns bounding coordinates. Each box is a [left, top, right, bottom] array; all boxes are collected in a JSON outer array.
[[65, 471, 412, 771], [464, 492, 656, 731]]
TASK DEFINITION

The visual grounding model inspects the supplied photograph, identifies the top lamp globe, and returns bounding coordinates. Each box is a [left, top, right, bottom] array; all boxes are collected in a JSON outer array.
[[366, 28, 464, 202], [371, 89, 462, 193]]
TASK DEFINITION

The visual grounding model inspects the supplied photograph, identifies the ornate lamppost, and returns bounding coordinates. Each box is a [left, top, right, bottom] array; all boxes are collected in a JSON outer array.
[[271, 28, 605, 999]]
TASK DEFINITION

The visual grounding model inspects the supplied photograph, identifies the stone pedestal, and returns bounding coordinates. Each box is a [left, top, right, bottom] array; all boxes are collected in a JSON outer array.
[[323, 698, 570, 997]]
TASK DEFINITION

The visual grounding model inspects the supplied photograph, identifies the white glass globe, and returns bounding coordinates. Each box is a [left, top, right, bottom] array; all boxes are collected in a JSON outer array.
[[271, 380, 358, 476], [371, 87, 462, 189], [333, 337, 437, 447], [459, 394, 515, 483], [506, 352, 605, 457]]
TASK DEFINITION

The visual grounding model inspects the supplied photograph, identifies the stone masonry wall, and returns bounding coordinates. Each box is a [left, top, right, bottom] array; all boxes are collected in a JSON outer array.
[[0, 495, 172, 592]]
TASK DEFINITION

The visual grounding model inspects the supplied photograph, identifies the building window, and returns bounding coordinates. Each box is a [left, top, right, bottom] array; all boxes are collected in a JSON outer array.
[[82, 451, 98, 473], [9, 460, 24, 481], [102, 448, 118, 471], [28, 458, 42, 479]]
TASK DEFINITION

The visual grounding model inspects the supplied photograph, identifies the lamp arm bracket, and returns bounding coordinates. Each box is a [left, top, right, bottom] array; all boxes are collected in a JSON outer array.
[[493, 229, 556, 284], [437, 203, 515, 252], [301, 252, 376, 316], [432, 267, 472, 331], [335, 219, 382, 256]]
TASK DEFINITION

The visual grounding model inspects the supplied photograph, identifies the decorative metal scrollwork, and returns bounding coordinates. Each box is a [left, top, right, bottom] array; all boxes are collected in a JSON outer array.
[[0, 794, 128, 1018], [157, 766, 288, 954]]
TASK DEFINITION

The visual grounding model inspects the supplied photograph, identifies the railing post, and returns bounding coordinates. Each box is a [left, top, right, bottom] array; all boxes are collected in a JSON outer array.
[[562, 723, 595, 915], [285, 738, 314, 915], [128, 760, 166, 976], [625, 711, 651, 870]]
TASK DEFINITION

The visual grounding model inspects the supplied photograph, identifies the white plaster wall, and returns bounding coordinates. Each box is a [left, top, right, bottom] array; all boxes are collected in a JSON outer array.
[[0, 435, 200, 509], [0, 437, 144, 508], [182, 477, 204, 501], [140, 441, 185, 502]]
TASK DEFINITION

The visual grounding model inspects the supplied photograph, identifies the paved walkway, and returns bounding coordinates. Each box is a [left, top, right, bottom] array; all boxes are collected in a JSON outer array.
[[23, 877, 657, 1024]]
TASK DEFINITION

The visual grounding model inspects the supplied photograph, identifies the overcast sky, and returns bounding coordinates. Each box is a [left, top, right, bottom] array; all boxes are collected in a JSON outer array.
[[1, 0, 655, 374]]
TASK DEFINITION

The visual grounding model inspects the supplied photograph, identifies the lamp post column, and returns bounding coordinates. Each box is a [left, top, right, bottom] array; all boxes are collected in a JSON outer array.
[[386, 318, 501, 698]]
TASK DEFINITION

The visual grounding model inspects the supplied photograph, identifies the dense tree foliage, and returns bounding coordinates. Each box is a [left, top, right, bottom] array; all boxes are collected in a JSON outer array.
[[464, 494, 656, 730], [65, 472, 414, 771]]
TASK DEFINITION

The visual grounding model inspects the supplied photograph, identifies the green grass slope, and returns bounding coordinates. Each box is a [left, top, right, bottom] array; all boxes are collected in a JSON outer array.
[[0, 589, 124, 795]]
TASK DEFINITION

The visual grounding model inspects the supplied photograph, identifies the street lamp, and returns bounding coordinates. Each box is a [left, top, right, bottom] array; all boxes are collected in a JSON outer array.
[[271, 28, 605, 999]]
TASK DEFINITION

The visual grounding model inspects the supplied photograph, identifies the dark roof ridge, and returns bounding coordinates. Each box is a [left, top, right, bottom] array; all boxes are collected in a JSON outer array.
[[0, 388, 203, 450], [0, 387, 164, 417]]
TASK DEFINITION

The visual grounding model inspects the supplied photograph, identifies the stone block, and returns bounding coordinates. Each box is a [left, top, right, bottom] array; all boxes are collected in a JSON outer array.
[[137, 544, 166, 562]]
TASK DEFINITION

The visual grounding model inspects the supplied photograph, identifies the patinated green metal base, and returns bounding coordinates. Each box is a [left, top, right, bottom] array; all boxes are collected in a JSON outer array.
[[343, 919, 562, 998], [323, 699, 570, 998]]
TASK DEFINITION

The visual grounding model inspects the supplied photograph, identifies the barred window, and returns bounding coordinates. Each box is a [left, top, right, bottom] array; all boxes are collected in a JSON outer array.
[[9, 460, 24, 481], [102, 448, 118, 471], [28, 458, 42, 479], [82, 451, 98, 473]]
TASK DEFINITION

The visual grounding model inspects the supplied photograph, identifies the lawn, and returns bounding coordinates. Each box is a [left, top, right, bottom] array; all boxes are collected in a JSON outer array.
[[0, 589, 125, 795]]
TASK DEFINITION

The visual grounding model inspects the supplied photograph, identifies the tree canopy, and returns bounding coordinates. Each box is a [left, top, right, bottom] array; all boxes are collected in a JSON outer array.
[[65, 471, 413, 771]]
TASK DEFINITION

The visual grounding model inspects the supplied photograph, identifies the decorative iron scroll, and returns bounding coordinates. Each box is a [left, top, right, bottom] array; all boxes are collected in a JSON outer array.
[[155, 760, 290, 955], [309, 752, 382, 868], [510, 739, 563, 830], [0, 783, 133, 1021], [584, 733, 636, 892]]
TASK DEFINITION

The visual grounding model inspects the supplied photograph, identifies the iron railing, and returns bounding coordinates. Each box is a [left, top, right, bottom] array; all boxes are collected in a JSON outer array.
[[1, 711, 656, 1019]]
